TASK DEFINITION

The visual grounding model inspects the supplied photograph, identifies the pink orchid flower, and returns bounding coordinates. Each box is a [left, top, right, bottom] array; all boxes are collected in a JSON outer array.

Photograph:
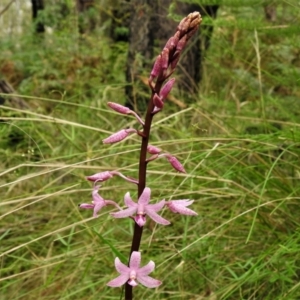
[[79, 185, 120, 217], [107, 251, 161, 288], [165, 200, 197, 216], [111, 187, 170, 227]]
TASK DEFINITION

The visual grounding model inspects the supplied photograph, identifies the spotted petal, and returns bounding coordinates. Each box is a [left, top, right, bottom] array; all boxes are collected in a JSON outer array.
[[111, 206, 137, 218], [138, 261, 155, 276], [137, 275, 162, 288], [129, 251, 141, 270], [146, 208, 170, 225], [107, 274, 129, 287]]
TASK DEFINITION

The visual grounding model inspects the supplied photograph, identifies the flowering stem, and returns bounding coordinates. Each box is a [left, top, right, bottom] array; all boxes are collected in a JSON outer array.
[[125, 79, 164, 299]]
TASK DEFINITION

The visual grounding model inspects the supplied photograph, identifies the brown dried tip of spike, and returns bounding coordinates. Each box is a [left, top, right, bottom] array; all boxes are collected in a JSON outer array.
[[177, 16, 190, 34], [178, 12, 202, 36]]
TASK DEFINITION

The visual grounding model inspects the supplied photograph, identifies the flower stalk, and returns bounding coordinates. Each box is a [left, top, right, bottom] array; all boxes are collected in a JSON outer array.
[[78, 11, 202, 300]]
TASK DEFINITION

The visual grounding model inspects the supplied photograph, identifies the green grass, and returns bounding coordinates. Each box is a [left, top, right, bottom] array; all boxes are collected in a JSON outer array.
[[1, 1, 300, 299]]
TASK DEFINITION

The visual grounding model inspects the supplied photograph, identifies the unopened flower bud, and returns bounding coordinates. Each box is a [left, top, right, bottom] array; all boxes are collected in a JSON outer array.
[[103, 128, 137, 144], [160, 78, 175, 101], [165, 154, 186, 173], [164, 36, 176, 52], [161, 48, 169, 70], [147, 145, 162, 154], [150, 55, 162, 80], [107, 102, 131, 114], [153, 93, 164, 108], [176, 35, 187, 52], [87, 171, 113, 182]]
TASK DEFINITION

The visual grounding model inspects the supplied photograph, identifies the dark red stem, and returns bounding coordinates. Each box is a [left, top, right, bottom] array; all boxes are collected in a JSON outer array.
[[125, 78, 164, 299]]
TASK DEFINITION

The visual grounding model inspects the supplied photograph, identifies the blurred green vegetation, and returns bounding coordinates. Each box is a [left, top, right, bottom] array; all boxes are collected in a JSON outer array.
[[1, 1, 300, 299]]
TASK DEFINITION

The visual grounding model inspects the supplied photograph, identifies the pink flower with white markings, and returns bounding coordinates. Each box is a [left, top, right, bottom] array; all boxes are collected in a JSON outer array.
[[165, 200, 197, 216], [107, 251, 161, 288], [111, 187, 170, 227], [103, 128, 137, 144], [79, 185, 120, 218]]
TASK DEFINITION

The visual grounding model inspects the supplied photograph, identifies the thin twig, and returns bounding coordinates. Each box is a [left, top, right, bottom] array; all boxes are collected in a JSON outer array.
[[0, 0, 16, 17]]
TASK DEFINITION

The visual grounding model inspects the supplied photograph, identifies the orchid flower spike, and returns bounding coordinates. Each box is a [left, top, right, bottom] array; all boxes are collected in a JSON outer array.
[[107, 251, 162, 288], [165, 200, 197, 216], [111, 187, 170, 227], [79, 185, 120, 217]]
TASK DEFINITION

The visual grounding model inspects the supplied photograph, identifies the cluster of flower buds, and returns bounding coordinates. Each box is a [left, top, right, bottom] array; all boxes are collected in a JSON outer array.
[[149, 12, 202, 85], [149, 12, 202, 113]]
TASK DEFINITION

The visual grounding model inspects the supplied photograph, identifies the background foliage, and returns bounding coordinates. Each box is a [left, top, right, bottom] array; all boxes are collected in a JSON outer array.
[[1, 0, 300, 299]]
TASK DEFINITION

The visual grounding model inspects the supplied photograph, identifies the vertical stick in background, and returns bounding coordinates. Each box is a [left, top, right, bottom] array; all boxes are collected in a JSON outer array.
[[31, 0, 45, 34]]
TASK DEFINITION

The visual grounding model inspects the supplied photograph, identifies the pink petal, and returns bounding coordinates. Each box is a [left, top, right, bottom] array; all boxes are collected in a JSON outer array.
[[128, 278, 138, 287], [147, 199, 165, 212], [137, 275, 162, 288], [115, 257, 130, 274], [107, 274, 129, 287], [138, 187, 151, 205], [111, 206, 137, 218], [124, 192, 137, 208], [170, 199, 194, 206], [107, 102, 131, 114], [166, 200, 197, 216], [146, 209, 170, 226], [87, 171, 113, 182], [78, 203, 94, 209], [137, 261, 155, 276], [129, 251, 141, 270], [92, 188, 105, 204], [135, 215, 146, 227], [93, 202, 106, 217]]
